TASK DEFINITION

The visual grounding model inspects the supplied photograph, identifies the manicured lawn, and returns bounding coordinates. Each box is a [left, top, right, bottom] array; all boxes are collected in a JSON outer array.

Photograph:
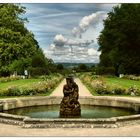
[[104, 77, 140, 89], [0, 79, 42, 91]]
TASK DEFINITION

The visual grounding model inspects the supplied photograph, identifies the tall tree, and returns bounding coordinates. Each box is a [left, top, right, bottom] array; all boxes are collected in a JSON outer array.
[[98, 4, 140, 75], [0, 4, 39, 76]]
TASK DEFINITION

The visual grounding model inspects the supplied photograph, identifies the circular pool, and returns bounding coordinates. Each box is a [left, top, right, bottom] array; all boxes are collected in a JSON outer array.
[[0, 96, 140, 128], [3, 105, 138, 119]]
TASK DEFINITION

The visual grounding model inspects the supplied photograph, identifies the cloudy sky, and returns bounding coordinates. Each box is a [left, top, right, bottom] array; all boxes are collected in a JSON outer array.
[[21, 3, 118, 63]]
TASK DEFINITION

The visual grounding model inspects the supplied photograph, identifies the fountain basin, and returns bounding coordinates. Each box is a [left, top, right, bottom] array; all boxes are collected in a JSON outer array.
[[3, 105, 138, 119], [0, 96, 140, 128]]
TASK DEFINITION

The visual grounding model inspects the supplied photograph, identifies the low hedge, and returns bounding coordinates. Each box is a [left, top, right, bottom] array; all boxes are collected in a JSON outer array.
[[0, 76, 22, 83], [122, 75, 140, 81]]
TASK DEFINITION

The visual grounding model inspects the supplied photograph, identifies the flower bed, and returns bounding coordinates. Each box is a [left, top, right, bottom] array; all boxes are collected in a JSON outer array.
[[79, 73, 140, 96], [0, 74, 63, 97], [0, 76, 22, 83], [122, 75, 140, 81]]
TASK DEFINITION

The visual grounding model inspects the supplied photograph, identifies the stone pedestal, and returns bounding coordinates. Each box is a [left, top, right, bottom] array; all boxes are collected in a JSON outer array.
[[60, 76, 81, 117]]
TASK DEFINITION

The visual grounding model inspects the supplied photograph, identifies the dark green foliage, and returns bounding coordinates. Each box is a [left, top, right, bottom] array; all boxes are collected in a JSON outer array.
[[0, 4, 51, 76], [78, 64, 88, 71], [57, 64, 64, 70], [96, 66, 115, 75], [29, 48, 51, 76], [75, 64, 89, 72], [29, 67, 49, 76], [98, 4, 140, 75], [31, 48, 47, 68], [9, 58, 31, 75], [113, 88, 126, 95], [7, 86, 21, 96], [95, 86, 110, 95]]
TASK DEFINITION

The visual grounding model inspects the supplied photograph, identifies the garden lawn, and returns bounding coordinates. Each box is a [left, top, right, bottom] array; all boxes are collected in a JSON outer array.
[[0, 79, 42, 91], [104, 77, 140, 90]]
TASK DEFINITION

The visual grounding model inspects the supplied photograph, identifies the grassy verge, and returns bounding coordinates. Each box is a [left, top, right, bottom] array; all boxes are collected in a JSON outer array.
[[0, 79, 41, 91], [104, 77, 140, 89]]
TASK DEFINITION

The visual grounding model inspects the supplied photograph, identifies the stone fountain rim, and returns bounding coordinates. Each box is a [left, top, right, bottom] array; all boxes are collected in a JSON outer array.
[[0, 96, 140, 128]]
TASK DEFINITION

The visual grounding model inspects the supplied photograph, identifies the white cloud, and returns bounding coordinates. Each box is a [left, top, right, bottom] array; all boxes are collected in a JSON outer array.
[[28, 12, 77, 20], [53, 34, 94, 48], [46, 29, 100, 63], [22, 4, 118, 63], [72, 11, 107, 37], [88, 48, 101, 56], [44, 43, 101, 63], [53, 34, 67, 47], [50, 44, 56, 50]]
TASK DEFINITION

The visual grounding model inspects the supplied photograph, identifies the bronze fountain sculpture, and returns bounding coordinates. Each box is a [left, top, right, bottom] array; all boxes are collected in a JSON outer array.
[[60, 76, 81, 117]]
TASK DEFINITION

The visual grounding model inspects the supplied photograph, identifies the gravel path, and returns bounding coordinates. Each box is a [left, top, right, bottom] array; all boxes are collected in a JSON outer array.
[[0, 123, 140, 136], [50, 78, 92, 97]]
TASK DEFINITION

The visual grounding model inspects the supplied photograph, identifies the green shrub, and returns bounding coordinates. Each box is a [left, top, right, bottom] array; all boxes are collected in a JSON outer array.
[[96, 66, 115, 75], [7, 86, 21, 96], [95, 86, 110, 95], [136, 90, 140, 96], [33, 82, 48, 93], [113, 88, 126, 95], [127, 86, 140, 96], [0, 89, 8, 96], [22, 88, 37, 96], [123, 75, 140, 81], [29, 67, 49, 76]]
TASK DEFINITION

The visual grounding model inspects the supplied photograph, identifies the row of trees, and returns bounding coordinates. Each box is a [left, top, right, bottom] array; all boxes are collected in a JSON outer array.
[[56, 63, 96, 74], [0, 4, 56, 77], [98, 4, 140, 75]]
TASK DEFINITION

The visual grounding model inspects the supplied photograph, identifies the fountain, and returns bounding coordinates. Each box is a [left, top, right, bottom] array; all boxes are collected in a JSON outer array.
[[0, 76, 140, 128]]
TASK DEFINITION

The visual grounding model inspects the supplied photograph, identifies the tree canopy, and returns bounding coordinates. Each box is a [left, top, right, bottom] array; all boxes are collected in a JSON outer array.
[[98, 4, 140, 75], [0, 4, 53, 76]]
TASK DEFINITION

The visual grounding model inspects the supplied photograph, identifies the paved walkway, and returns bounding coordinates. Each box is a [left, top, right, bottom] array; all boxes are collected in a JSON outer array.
[[0, 123, 140, 136], [50, 78, 92, 97]]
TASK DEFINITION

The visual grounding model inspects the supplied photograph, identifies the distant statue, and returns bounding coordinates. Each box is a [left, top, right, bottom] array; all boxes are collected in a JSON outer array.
[[60, 76, 81, 117], [24, 70, 28, 79]]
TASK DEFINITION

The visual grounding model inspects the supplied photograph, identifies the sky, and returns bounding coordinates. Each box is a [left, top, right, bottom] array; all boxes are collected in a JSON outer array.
[[21, 3, 118, 63]]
